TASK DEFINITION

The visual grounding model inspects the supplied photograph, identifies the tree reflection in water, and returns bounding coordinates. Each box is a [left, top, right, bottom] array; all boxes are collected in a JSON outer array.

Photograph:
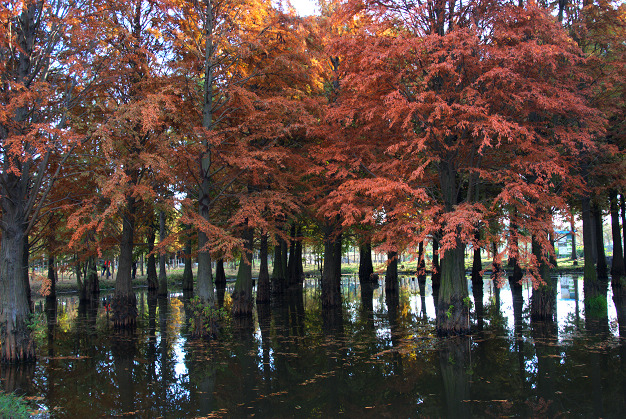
[[4, 274, 626, 417]]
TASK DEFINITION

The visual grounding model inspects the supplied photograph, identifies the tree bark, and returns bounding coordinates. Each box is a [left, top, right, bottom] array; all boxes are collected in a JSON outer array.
[[47, 256, 57, 299], [112, 197, 138, 329], [271, 240, 285, 294], [215, 258, 226, 308], [592, 202, 608, 279], [530, 235, 556, 322], [471, 243, 484, 321], [609, 190, 625, 277], [571, 216, 578, 264], [182, 236, 194, 292], [385, 251, 398, 294], [0, 199, 35, 363], [582, 196, 597, 283], [321, 222, 342, 308], [621, 194, 626, 264], [158, 209, 168, 296], [417, 241, 427, 299], [147, 220, 158, 290], [432, 238, 441, 310], [436, 240, 469, 335], [287, 223, 303, 286], [358, 240, 374, 284], [232, 226, 254, 316], [436, 162, 469, 335], [256, 233, 271, 304]]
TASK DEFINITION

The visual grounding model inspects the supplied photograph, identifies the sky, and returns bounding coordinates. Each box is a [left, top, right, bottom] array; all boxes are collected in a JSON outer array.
[[288, 0, 319, 16]]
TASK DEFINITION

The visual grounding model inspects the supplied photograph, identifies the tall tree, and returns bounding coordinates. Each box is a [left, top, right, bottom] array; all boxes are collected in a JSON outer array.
[[0, 0, 96, 362]]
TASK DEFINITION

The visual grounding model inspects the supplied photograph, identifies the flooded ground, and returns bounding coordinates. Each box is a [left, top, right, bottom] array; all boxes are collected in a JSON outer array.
[[1, 274, 625, 418]]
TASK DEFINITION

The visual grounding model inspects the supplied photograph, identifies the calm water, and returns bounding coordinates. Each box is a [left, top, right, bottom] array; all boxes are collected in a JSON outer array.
[[2, 275, 625, 418]]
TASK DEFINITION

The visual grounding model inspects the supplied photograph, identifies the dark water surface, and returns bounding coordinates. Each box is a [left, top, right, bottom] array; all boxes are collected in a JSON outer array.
[[2, 275, 625, 418]]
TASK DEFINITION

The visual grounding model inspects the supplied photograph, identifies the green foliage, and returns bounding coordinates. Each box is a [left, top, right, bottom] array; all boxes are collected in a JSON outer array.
[[0, 392, 31, 419], [463, 296, 473, 309], [26, 312, 46, 345], [189, 296, 228, 337], [446, 304, 454, 319]]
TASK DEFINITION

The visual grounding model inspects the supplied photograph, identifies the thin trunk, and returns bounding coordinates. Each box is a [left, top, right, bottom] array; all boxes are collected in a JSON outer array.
[[471, 242, 483, 321], [215, 258, 226, 308], [593, 202, 608, 279], [621, 194, 626, 264], [508, 219, 524, 313], [610, 190, 625, 277], [158, 210, 167, 296], [196, 0, 216, 307], [147, 221, 158, 290], [47, 256, 57, 299], [182, 237, 194, 292], [287, 223, 303, 286], [582, 196, 597, 282], [432, 238, 441, 308], [571, 216, 578, 264], [256, 233, 270, 304], [232, 226, 254, 316], [271, 240, 285, 294], [492, 242, 501, 309], [321, 222, 342, 308], [358, 240, 374, 284], [417, 241, 427, 298], [112, 197, 138, 329]]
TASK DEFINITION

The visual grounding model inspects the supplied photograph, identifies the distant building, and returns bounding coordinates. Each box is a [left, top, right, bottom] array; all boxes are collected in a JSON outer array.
[[554, 230, 574, 257]]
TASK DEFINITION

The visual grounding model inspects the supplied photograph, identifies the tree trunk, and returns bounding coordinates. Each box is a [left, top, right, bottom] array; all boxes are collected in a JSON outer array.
[[582, 196, 597, 283], [358, 240, 374, 284], [271, 240, 285, 294], [385, 251, 398, 294], [256, 233, 271, 304], [621, 194, 626, 264], [147, 221, 158, 290], [0, 200, 36, 363], [571, 216, 578, 264], [232, 226, 254, 316], [610, 190, 625, 278], [471, 244, 484, 321], [294, 226, 304, 284], [432, 238, 441, 310], [436, 162, 469, 335], [112, 197, 138, 329], [215, 258, 226, 308], [321, 222, 342, 308], [182, 237, 194, 292], [592, 202, 608, 279], [158, 209, 168, 296], [436, 240, 469, 335], [417, 241, 427, 299], [47, 256, 57, 299], [530, 235, 556, 322], [491, 242, 501, 309], [23, 237, 31, 310]]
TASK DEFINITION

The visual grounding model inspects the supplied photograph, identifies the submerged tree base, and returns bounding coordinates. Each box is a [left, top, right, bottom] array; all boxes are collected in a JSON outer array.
[[112, 294, 138, 329], [436, 296, 470, 336]]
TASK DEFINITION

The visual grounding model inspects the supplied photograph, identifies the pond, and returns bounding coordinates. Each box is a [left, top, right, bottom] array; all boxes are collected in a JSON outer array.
[[2, 275, 625, 418]]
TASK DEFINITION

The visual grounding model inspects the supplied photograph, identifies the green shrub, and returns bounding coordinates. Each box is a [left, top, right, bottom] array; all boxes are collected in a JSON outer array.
[[0, 392, 31, 419]]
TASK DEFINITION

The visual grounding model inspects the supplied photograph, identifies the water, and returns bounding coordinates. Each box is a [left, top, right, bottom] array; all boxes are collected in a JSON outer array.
[[2, 275, 625, 418]]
